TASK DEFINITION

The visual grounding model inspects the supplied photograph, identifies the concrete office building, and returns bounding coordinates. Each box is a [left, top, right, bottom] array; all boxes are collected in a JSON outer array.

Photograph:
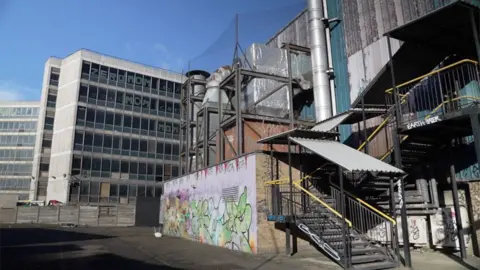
[[0, 101, 40, 200], [31, 49, 184, 204]]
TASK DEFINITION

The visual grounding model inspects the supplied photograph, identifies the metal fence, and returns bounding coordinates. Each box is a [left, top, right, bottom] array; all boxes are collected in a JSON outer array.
[[0, 204, 136, 227]]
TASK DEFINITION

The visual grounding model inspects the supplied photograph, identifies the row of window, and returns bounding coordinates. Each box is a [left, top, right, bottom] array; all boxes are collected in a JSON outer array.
[[76, 106, 181, 137], [0, 121, 37, 132], [0, 178, 30, 190], [74, 130, 180, 160], [81, 61, 182, 97], [0, 135, 36, 147], [0, 164, 32, 176], [72, 155, 178, 182], [79, 83, 181, 119], [70, 181, 162, 203], [49, 68, 60, 87], [0, 149, 34, 161], [0, 107, 39, 118]]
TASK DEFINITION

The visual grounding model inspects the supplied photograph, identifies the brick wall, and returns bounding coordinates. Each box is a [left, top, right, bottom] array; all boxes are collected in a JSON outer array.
[[255, 153, 317, 254]]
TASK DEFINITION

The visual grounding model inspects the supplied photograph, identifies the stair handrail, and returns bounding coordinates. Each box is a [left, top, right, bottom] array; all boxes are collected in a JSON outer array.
[[384, 59, 478, 94], [329, 183, 395, 225], [380, 95, 480, 161], [293, 182, 353, 227]]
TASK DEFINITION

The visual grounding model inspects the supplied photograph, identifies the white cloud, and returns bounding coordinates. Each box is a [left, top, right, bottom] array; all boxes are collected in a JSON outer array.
[[0, 80, 37, 101]]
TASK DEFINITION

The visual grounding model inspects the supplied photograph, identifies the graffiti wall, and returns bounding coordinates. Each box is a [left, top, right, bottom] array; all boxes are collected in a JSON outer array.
[[162, 154, 257, 253]]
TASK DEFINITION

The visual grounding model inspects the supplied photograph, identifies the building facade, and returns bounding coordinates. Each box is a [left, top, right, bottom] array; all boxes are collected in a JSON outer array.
[[0, 101, 40, 200], [31, 49, 184, 204]]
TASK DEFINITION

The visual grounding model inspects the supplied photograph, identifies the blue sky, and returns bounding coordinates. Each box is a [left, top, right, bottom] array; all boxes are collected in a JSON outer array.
[[0, 0, 305, 101]]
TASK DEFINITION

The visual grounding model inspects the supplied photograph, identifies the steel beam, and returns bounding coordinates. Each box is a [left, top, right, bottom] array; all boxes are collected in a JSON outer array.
[[449, 142, 467, 259]]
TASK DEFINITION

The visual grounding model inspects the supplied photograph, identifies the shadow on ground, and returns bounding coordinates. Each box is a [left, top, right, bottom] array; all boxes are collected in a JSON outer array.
[[0, 226, 185, 270]]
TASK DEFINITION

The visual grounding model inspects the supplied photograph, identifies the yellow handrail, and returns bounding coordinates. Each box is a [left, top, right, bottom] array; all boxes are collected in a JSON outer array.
[[330, 183, 396, 225], [385, 59, 478, 94], [379, 95, 480, 161], [357, 93, 410, 152], [293, 182, 353, 227]]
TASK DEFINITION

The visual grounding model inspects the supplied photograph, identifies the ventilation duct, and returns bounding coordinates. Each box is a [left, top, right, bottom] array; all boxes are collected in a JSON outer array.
[[308, 0, 332, 122]]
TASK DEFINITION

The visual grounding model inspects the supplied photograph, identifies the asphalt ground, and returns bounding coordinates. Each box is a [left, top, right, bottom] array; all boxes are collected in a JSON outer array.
[[0, 224, 337, 270]]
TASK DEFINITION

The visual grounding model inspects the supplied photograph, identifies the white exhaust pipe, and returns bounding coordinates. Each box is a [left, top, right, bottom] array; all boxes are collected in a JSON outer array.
[[308, 0, 332, 122]]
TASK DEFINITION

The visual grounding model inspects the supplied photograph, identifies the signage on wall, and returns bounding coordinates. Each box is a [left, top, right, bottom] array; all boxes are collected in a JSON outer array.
[[406, 115, 442, 130], [91, 65, 152, 88], [297, 222, 340, 261]]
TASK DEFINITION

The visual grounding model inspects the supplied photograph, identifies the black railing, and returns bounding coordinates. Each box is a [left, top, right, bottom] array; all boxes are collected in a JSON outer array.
[[331, 185, 399, 263], [385, 59, 480, 127]]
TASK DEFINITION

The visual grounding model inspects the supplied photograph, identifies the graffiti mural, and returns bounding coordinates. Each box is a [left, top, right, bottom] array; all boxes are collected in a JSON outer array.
[[161, 154, 257, 253], [430, 207, 470, 249]]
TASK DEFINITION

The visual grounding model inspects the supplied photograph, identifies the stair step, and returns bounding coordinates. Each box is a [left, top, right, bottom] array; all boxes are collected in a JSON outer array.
[[351, 254, 387, 264], [352, 260, 397, 270], [339, 246, 382, 256]]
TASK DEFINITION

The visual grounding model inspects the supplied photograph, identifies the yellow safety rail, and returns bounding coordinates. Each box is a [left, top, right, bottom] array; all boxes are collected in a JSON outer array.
[[380, 95, 480, 161], [330, 183, 396, 225], [292, 181, 353, 227], [384, 59, 478, 94]]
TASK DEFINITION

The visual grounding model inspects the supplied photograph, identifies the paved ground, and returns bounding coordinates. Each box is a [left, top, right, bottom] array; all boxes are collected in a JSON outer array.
[[0, 224, 479, 270]]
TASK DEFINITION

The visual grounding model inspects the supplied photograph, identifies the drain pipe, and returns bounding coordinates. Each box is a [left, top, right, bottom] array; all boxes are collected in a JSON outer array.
[[308, 0, 333, 122], [322, 0, 336, 116]]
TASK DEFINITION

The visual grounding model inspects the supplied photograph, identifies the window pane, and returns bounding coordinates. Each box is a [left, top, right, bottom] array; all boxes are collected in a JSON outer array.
[[124, 115, 132, 127], [95, 110, 105, 124], [132, 116, 140, 129], [79, 84, 88, 97], [82, 61, 90, 75], [118, 69, 126, 87], [105, 112, 114, 125], [88, 86, 98, 99], [107, 89, 116, 102], [94, 134, 103, 147], [86, 108, 95, 122], [114, 113, 122, 126], [98, 88, 107, 101], [103, 135, 112, 148]]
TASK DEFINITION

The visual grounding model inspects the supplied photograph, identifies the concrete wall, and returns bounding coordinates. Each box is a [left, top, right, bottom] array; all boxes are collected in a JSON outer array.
[[31, 58, 62, 201], [162, 154, 258, 253]]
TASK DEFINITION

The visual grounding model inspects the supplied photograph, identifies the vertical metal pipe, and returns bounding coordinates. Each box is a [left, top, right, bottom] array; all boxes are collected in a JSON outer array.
[[308, 0, 333, 121], [361, 98, 369, 154], [470, 10, 480, 63], [339, 166, 349, 268], [286, 44, 295, 129], [235, 68, 243, 155], [270, 144, 277, 215], [449, 142, 467, 259]]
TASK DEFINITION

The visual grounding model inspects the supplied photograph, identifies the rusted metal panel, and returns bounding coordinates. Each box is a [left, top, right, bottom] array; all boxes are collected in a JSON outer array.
[[219, 121, 292, 162]]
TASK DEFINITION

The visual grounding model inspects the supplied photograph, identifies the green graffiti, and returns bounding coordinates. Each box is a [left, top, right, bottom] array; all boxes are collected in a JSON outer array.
[[162, 186, 255, 253]]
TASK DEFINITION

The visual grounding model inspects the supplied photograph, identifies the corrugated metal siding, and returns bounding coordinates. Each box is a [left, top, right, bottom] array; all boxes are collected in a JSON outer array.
[[328, 0, 352, 142]]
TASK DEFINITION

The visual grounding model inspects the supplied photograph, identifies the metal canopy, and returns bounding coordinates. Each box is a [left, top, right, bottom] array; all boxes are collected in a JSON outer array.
[[385, 1, 478, 58], [257, 128, 338, 145], [312, 108, 386, 132], [352, 42, 446, 108], [289, 137, 405, 175]]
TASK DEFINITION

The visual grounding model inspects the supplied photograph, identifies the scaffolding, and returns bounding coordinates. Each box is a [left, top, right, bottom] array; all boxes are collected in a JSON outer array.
[[179, 43, 318, 174]]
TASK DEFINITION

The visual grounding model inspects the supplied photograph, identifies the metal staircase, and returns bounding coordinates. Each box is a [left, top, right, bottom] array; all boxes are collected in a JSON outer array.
[[268, 176, 399, 269]]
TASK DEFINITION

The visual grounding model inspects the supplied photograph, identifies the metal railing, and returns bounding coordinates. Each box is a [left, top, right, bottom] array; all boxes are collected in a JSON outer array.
[[385, 59, 480, 126], [331, 185, 399, 262], [271, 182, 352, 268]]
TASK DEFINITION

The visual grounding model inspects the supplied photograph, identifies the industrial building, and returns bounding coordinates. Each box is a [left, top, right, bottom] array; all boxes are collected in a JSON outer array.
[[31, 49, 184, 204], [160, 0, 480, 269], [0, 101, 39, 200]]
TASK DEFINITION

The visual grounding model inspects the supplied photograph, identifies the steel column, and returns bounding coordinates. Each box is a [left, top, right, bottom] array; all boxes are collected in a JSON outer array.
[[387, 35, 402, 126], [449, 142, 467, 259], [470, 10, 480, 63], [286, 44, 295, 129], [470, 113, 480, 171], [235, 68, 243, 155], [390, 176, 400, 267], [361, 98, 369, 154], [286, 137, 294, 256], [339, 166, 350, 268]]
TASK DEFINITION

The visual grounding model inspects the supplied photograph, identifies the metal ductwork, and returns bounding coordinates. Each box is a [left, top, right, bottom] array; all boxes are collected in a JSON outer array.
[[185, 70, 210, 144], [308, 0, 332, 122]]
